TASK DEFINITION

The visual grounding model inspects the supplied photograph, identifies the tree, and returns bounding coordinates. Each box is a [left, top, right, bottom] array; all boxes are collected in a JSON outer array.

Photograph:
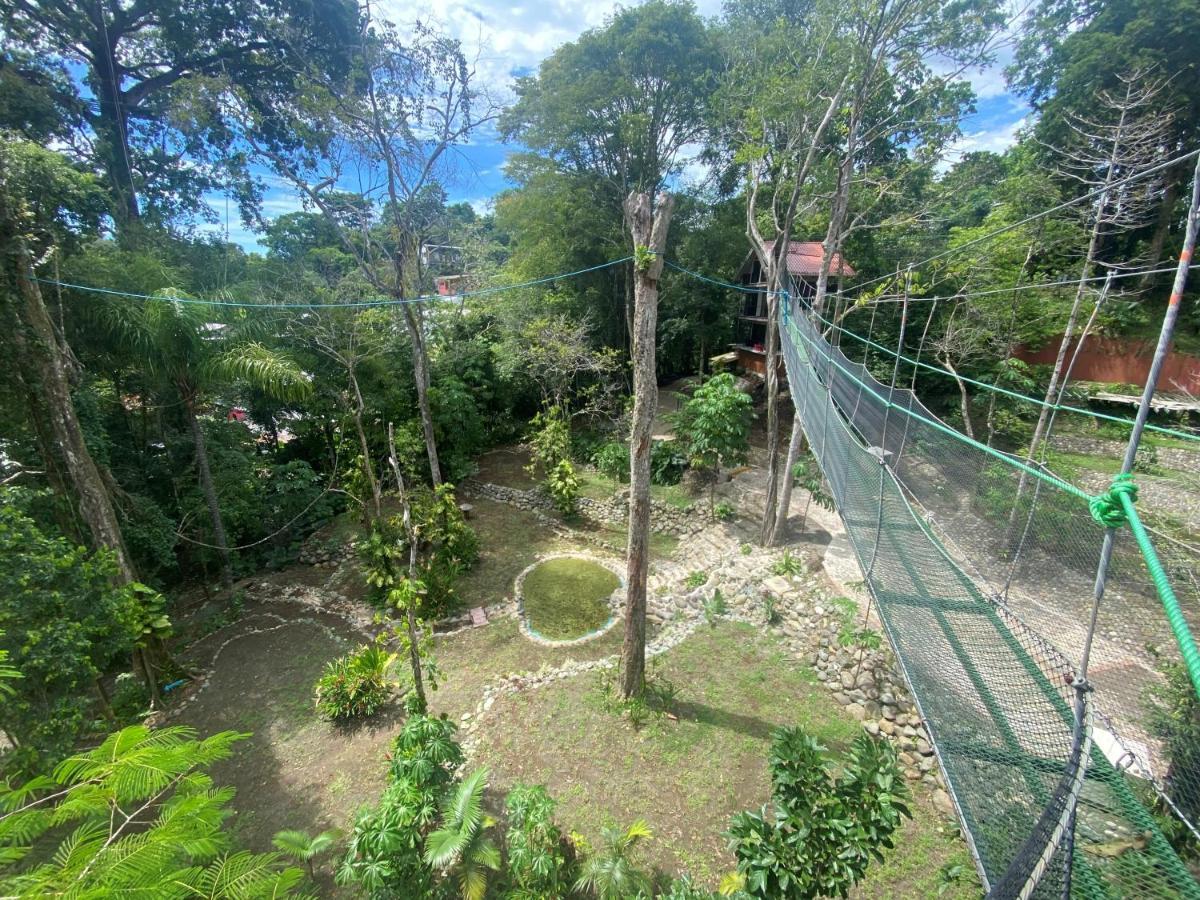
[[1011, 0, 1200, 274], [678, 372, 753, 516], [501, 0, 718, 345], [93, 294, 312, 589], [573, 820, 654, 900], [247, 15, 497, 489], [0, 725, 305, 896], [0, 0, 357, 232], [726, 726, 911, 898], [620, 191, 674, 700], [0, 138, 136, 581], [423, 768, 501, 900]]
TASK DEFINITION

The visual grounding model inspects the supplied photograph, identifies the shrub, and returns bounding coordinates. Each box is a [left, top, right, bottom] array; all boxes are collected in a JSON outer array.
[[650, 439, 687, 486], [685, 570, 707, 590], [713, 501, 736, 522], [703, 589, 728, 627], [547, 458, 580, 515], [592, 440, 629, 482], [314, 641, 396, 720], [505, 785, 572, 896], [770, 550, 804, 577], [1146, 654, 1200, 837], [573, 820, 654, 900], [526, 405, 571, 478], [727, 727, 911, 898]]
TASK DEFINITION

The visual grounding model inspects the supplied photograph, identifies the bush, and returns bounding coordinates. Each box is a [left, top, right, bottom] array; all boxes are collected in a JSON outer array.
[[650, 439, 687, 486], [727, 727, 911, 898], [1146, 654, 1200, 841], [314, 641, 397, 720], [505, 785, 572, 896], [592, 440, 629, 482], [713, 500, 736, 522], [547, 458, 580, 515]]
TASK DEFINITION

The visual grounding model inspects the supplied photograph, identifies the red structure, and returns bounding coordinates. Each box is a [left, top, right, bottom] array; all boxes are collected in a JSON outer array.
[[1015, 334, 1200, 394], [732, 240, 855, 375]]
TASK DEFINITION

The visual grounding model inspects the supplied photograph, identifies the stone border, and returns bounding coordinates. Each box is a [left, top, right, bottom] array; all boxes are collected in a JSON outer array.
[[514, 552, 627, 647]]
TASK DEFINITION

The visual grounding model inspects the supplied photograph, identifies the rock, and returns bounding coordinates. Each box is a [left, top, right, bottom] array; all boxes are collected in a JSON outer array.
[[864, 721, 880, 736], [879, 719, 895, 736], [932, 789, 955, 816], [846, 704, 867, 721]]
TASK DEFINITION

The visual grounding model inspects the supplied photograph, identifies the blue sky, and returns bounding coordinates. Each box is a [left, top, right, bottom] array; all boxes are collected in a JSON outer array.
[[202, 0, 1031, 251]]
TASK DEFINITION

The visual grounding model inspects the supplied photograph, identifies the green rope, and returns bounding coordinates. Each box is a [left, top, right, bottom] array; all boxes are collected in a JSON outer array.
[[1119, 492, 1200, 699], [1088, 473, 1139, 528]]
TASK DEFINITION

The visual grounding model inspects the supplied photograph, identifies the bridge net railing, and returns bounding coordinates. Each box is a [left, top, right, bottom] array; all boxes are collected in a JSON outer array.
[[779, 293, 1200, 898]]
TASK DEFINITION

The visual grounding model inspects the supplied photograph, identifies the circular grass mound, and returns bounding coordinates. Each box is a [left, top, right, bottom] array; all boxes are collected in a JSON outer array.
[[520, 557, 621, 641]]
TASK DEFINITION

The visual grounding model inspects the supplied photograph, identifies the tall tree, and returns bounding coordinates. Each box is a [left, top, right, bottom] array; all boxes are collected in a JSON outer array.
[[0, 139, 136, 580], [501, 0, 718, 344], [0, 0, 357, 231], [93, 296, 312, 589], [248, 16, 495, 488], [620, 191, 674, 700]]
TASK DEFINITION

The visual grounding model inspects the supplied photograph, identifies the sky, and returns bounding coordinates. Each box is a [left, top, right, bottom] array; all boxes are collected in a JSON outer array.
[[203, 0, 1032, 251]]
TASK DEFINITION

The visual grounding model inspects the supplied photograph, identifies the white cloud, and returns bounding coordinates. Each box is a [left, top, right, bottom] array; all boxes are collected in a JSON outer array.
[[939, 114, 1028, 173]]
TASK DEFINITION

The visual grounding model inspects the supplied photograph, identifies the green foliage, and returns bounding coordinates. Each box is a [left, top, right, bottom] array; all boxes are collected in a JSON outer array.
[[0, 493, 142, 770], [591, 440, 629, 482], [0, 725, 303, 896], [761, 593, 780, 627], [677, 373, 752, 514], [633, 244, 656, 272], [337, 709, 465, 896], [526, 405, 572, 478], [714, 501, 736, 522], [838, 625, 883, 653], [359, 485, 479, 619], [272, 828, 340, 879], [770, 550, 805, 577], [314, 640, 397, 720], [546, 458, 580, 516], [685, 570, 708, 590], [573, 819, 654, 900], [727, 727, 911, 899], [504, 784, 572, 898], [704, 589, 728, 627], [793, 455, 834, 527], [650, 439, 688, 486], [424, 768, 501, 900]]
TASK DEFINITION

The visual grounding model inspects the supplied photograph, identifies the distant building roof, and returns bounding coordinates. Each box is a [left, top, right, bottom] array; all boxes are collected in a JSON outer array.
[[755, 240, 856, 278]]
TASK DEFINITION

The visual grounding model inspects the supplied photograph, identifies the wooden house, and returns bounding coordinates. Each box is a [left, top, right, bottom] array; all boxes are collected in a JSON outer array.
[[732, 240, 855, 375]]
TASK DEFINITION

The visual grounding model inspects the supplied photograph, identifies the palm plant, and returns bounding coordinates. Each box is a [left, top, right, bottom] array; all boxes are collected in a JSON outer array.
[[0, 636, 19, 698], [574, 819, 654, 900], [94, 294, 311, 589], [272, 828, 341, 879], [423, 768, 501, 900]]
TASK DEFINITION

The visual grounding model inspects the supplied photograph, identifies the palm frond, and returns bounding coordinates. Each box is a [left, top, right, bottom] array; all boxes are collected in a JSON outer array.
[[205, 343, 313, 401]]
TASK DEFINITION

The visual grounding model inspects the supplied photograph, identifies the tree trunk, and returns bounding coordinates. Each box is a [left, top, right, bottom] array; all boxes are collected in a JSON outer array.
[[388, 423, 427, 711], [760, 258, 783, 546], [773, 415, 807, 542], [5, 245, 137, 583], [943, 358, 975, 439], [349, 366, 382, 521], [184, 392, 233, 590], [87, 17, 140, 232], [401, 305, 442, 487], [620, 191, 674, 700]]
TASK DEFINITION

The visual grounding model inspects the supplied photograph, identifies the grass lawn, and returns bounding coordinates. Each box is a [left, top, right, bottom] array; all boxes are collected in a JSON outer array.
[[521, 557, 619, 639], [575, 468, 695, 510], [471, 621, 979, 897]]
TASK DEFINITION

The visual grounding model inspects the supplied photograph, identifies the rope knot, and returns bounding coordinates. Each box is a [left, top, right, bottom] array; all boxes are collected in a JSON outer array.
[[1089, 473, 1139, 528]]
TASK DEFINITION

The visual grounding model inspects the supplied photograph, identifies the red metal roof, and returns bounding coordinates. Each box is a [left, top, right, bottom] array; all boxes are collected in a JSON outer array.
[[760, 240, 856, 278]]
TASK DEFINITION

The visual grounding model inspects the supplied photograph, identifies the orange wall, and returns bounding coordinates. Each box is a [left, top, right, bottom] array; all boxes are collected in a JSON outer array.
[[1015, 335, 1200, 393]]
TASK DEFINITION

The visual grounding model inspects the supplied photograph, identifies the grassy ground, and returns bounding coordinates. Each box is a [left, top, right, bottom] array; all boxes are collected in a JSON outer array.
[[471, 621, 979, 897], [521, 557, 619, 639], [575, 468, 695, 510]]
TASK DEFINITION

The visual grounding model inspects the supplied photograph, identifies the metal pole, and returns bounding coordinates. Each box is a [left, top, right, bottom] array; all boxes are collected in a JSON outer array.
[[1061, 151, 1200, 898]]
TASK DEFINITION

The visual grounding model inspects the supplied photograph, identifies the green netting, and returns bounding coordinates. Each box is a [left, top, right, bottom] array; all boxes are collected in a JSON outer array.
[[779, 295, 1200, 898]]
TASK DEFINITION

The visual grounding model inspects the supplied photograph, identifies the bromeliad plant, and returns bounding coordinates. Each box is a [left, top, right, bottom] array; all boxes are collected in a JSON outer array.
[[726, 726, 911, 898], [314, 640, 397, 720]]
